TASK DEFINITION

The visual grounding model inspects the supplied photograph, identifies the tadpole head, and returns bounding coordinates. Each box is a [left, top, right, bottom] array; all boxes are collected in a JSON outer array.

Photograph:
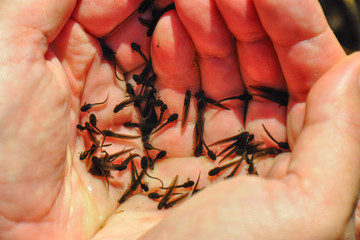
[[133, 74, 144, 85], [152, 99, 164, 107], [156, 150, 167, 159], [131, 42, 141, 52], [194, 144, 203, 157], [240, 92, 252, 101], [76, 124, 86, 131], [248, 134, 254, 142], [183, 180, 194, 188], [207, 150, 217, 161], [148, 192, 162, 199], [168, 113, 178, 122], [194, 90, 204, 100], [208, 167, 221, 176], [114, 104, 124, 113], [80, 104, 91, 112], [279, 142, 290, 150], [114, 164, 127, 171], [141, 156, 149, 170], [161, 104, 168, 112], [79, 151, 89, 160], [89, 114, 97, 126], [141, 183, 149, 192], [126, 83, 135, 96], [99, 38, 116, 61]]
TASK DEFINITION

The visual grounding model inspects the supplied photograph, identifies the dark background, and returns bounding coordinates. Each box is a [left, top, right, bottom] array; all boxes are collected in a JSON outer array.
[[320, 0, 360, 53]]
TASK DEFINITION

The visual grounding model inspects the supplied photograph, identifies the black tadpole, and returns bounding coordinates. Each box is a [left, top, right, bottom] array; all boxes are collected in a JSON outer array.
[[151, 113, 178, 135], [99, 38, 123, 81], [195, 90, 230, 110], [140, 156, 164, 187], [158, 104, 168, 124], [209, 131, 250, 147], [249, 85, 289, 106], [217, 91, 253, 103], [225, 152, 246, 179], [148, 192, 163, 199], [131, 42, 152, 67], [182, 90, 191, 128], [262, 123, 289, 150], [146, 3, 176, 36], [89, 114, 97, 127], [126, 83, 136, 97], [158, 175, 178, 210], [107, 148, 136, 162], [208, 159, 243, 176], [138, 0, 154, 13], [216, 90, 252, 124], [103, 130, 140, 139], [81, 93, 109, 112], [191, 173, 202, 196], [164, 192, 189, 209]]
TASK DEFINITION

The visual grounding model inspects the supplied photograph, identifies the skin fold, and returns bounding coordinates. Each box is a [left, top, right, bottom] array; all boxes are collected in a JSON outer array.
[[0, 0, 359, 239]]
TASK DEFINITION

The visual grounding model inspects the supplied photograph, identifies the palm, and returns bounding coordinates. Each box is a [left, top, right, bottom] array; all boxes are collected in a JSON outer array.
[[2, 0, 358, 239]]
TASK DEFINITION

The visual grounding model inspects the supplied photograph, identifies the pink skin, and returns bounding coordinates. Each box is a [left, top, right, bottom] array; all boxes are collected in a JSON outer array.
[[0, 0, 359, 240]]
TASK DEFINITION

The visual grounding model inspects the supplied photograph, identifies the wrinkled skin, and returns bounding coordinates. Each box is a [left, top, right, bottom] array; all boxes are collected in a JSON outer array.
[[0, 0, 360, 239]]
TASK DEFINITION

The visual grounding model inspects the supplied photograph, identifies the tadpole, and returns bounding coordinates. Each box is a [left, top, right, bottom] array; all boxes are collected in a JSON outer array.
[[157, 175, 178, 210], [81, 93, 109, 112], [262, 123, 289, 150], [249, 85, 289, 106], [103, 130, 141, 139], [99, 38, 123, 81], [182, 90, 191, 128]]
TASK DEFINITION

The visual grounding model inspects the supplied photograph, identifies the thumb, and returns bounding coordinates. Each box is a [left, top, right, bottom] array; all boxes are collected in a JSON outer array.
[[0, 0, 76, 225], [288, 53, 360, 235]]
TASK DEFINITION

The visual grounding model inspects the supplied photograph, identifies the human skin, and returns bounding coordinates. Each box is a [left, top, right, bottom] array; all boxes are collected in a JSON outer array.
[[0, 0, 359, 239]]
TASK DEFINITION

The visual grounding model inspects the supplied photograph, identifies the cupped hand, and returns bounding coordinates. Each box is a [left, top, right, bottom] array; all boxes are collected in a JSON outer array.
[[0, 0, 359, 240]]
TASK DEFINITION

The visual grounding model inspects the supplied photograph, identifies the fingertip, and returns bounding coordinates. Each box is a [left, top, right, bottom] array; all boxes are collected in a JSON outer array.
[[72, 0, 142, 37], [253, 0, 328, 45], [175, 0, 234, 57], [151, 10, 196, 79], [215, 0, 266, 42], [105, 11, 152, 72]]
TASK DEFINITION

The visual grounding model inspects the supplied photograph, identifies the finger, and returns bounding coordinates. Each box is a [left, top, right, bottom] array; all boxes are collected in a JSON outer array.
[[149, 10, 200, 157], [1, 0, 76, 42], [73, 1, 153, 72], [253, 0, 346, 143], [175, 0, 245, 146], [288, 53, 360, 227], [104, 11, 152, 73], [0, 0, 75, 233], [72, 0, 142, 37], [254, 0, 345, 104], [215, 0, 287, 146], [175, 0, 244, 100]]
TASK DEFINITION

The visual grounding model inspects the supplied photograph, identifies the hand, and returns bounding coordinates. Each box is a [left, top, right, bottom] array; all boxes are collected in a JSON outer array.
[[0, 1, 359, 240]]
